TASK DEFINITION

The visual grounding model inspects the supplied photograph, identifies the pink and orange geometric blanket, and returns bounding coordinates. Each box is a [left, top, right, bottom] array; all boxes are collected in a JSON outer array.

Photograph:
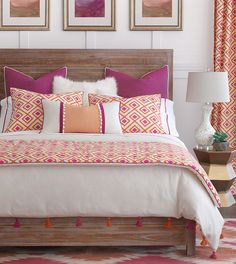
[[0, 140, 221, 207]]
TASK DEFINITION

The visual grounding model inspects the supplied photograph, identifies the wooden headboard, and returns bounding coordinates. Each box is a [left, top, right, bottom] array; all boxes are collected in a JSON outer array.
[[0, 49, 173, 101]]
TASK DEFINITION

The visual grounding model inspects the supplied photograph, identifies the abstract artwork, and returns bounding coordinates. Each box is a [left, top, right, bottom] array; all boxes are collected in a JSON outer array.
[[64, 0, 115, 31], [0, 0, 49, 30], [130, 0, 182, 31], [10, 0, 40, 17], [142, 0, 172, 17], [75, 0, 105, 17]]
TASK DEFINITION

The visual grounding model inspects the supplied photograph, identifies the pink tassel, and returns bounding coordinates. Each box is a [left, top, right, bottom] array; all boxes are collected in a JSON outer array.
[[136, 217, 143, 228], [186, 221, 195, 231], [210, 251, 217, 259], [13, 218, 21, 228], [76, 217, 81, 227]]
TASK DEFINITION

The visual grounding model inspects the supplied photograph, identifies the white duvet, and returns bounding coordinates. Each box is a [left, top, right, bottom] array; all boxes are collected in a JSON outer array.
[[0, 132, 224, 250]]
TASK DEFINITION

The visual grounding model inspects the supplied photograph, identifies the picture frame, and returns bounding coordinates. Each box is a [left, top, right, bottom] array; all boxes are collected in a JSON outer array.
[[130, 0, 182, 31], [64, 0, 116, 31], [0, 0, 49, 31]]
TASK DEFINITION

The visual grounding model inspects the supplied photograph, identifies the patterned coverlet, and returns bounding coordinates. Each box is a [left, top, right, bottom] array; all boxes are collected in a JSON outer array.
[[0, 140, 221, 207]]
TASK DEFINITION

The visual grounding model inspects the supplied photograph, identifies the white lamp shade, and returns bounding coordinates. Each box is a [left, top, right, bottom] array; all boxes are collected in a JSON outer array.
[[186, 72, 230, 103]]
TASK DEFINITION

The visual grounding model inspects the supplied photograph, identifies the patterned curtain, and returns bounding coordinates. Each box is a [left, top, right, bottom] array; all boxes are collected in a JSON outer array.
[[212, 0, 236, 195]]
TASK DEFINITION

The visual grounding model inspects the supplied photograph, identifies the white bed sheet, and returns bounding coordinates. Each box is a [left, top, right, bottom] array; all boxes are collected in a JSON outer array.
[[0, 132, 224, 250]]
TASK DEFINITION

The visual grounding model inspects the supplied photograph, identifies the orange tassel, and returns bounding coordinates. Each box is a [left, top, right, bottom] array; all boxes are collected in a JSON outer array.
[[45, 218, 53, 228], [165, 218, 173, 229], [13, 218, 21, 228], [220, 233, 224, 239], [107, 217, 112, 227], [200, 235, 208, 246]]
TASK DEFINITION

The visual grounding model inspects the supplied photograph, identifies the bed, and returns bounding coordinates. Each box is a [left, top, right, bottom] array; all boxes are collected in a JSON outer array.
[[0, 49, 224, 256]]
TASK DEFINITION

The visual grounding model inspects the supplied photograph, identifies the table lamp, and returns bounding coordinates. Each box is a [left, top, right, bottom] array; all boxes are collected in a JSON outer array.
[[186, 72, 230, 150]]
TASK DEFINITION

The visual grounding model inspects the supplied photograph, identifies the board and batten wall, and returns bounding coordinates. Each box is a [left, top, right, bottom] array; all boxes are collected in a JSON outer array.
[[0, 0, 214, 150]]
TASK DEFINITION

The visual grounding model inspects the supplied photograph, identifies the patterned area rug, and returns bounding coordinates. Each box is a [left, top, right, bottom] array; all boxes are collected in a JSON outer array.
[[0, 219, 235, 264]]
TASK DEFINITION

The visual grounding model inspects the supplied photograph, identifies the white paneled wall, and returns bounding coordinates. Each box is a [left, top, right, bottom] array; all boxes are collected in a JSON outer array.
[[0, 0, 214, 150]]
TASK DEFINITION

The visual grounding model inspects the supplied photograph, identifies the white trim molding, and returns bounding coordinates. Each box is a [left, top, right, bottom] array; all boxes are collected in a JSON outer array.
[[85, 32, 97, 49], [174, 62, 208, 79], [19, 31, 29, 48], [151, 32, 162, 49]]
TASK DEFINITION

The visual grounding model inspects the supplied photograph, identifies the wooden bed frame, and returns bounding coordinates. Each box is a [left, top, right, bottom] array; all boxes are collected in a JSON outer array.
[[0, 49, 195, 255]]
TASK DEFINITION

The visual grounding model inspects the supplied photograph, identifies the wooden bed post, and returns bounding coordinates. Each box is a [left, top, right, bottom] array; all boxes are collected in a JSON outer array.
[[185, 222, 196, 256]]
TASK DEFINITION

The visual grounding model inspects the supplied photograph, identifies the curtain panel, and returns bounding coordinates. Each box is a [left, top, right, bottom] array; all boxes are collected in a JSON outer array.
[[212, 0, 236, 195]]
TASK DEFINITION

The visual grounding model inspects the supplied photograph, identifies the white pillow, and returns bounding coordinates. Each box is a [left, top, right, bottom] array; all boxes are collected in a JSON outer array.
[[0, 97, 12, 133], [53, 76, 117, 106], [160, 98, 179, 137]]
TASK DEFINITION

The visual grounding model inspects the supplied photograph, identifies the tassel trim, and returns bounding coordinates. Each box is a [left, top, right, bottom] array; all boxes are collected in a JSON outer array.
[[45, 218, 53, 228], [136, 217, 143, 228], [200, 235, 208, 246], [186, 221, 195, 231], [165, 218, 173, 229], [13, 218, 21, 228], [76, 217, 81, 227], [210, 251, 217, 259], [107, 217, 112, 227]]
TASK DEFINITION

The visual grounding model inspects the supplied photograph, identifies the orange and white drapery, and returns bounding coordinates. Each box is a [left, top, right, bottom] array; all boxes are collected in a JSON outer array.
[[212, 0, 236, 194]]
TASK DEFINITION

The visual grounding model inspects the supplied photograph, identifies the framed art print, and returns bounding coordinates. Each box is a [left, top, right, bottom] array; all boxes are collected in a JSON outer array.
[[0, 0, 49, 31], [64, 0, 116, 31], [130, 0, 182, 31]]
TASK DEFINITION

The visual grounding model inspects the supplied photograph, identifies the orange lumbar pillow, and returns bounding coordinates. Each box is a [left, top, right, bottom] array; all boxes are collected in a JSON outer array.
[[41, 99, 122, 134]]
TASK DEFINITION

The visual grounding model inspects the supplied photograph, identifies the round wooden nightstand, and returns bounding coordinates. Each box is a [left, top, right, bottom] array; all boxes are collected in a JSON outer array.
[[194, 148, 236, 207]]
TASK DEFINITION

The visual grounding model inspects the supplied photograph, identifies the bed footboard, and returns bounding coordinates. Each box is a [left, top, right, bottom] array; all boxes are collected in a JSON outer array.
[[0, 217, 195, 256]]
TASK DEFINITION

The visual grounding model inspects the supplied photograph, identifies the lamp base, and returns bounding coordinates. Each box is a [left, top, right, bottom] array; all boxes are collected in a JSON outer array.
[[195, 103, 215, 148]]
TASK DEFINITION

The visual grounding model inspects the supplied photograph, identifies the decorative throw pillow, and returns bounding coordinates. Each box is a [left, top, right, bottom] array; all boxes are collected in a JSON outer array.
[[0, 97, 12, 133], [105, 66, 169, 98], [42, 99, 122, 134], [4, 66, 67, 97], [53, 76, 117, 106], [5, 88, 83, 133], [160, 98, 179, 137], [89, 94, 165, 134]]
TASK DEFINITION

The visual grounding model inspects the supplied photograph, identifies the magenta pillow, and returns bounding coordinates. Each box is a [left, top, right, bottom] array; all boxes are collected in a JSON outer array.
[[105, 66, 169, 98], [4, 66, 67, 97]]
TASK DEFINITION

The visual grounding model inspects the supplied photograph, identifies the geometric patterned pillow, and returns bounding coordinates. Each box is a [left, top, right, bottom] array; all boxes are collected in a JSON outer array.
[[5, 88, 83, 133], [88, 93, 166, 134]]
